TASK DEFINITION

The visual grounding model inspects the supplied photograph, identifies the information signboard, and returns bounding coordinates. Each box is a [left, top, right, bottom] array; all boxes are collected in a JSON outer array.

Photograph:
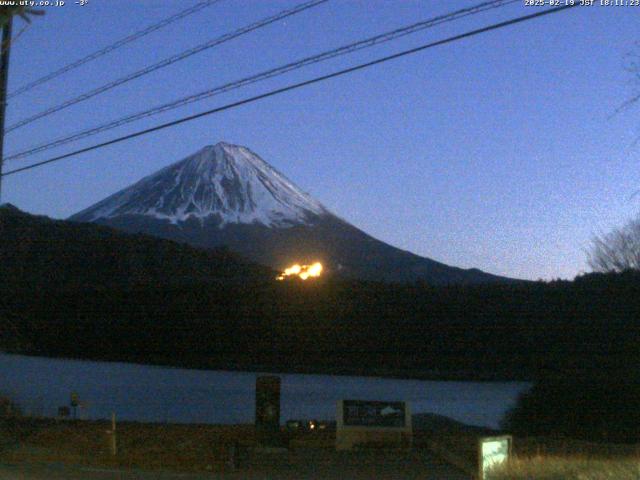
[[336, 399, 412, 450], [478, 435, 512, 480], [342, 400, 406, 428]]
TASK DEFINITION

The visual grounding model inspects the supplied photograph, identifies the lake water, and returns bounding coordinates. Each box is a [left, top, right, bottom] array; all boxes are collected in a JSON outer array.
[[0, 353, 529, 428]]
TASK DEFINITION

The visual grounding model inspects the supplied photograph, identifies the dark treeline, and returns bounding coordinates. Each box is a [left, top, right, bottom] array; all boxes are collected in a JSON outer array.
[[0, 203, 273, 292], [2, 204, 639, 383], [3, 272, 639, 382], [3, 205, 640, 442], [503, 375, 640, 443]]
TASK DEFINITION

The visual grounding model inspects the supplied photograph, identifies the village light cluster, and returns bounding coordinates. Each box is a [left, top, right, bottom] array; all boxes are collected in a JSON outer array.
[[276, 262, 323, 281]]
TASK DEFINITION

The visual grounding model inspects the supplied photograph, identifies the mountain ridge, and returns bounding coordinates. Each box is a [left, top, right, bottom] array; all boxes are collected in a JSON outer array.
[[71, 142, 514, 285]]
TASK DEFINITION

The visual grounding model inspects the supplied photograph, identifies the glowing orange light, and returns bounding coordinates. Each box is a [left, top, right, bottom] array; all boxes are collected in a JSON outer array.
[[276, 262, 323, 281]]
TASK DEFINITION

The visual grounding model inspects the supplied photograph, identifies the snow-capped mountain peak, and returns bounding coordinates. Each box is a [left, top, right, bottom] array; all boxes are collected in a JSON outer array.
[[71, 142, 328, 227], [70, 142, 512, 284]]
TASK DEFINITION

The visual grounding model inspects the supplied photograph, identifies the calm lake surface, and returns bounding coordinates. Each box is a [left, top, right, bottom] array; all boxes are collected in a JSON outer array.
[[1, 353, 530, 428]]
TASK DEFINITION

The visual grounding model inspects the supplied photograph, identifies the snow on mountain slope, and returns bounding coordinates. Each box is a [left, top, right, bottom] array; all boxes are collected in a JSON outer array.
[[71, 142, 327, 227], [70, 141, 514, 284]]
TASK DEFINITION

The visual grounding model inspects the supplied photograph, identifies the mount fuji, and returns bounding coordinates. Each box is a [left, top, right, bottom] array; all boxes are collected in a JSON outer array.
[[70, 142, 509, 284]]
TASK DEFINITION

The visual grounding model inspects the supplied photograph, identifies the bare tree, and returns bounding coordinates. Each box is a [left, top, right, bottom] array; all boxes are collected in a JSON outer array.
[[621, 44, 640, 113], [590, 46, 640, 272], [588, 216, 640, 272], [0, 7, 44, 29], [609, 42, 640, 121]]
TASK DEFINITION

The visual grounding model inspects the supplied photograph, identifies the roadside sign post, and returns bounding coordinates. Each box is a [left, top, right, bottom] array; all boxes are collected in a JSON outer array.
[[103, 412, 118, 456], [106, 412, 117, 456], [70, 392, 79, 419], [478, 435, 512, 480], [57, 406, 70, 419]]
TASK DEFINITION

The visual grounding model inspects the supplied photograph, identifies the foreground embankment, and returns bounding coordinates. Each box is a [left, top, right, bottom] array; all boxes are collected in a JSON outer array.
[[0, 417, 469, 479], [2, 417, 639, 479], [425, 420, 640, 480]]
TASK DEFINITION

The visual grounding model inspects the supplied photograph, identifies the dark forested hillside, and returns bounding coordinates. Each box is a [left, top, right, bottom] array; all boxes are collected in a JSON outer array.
[[0, 204, 273, 292], [2, 205, 639, 382]]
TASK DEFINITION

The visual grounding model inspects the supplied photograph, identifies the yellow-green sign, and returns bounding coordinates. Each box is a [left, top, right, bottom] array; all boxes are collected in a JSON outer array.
[[478, 435, 511, 480]]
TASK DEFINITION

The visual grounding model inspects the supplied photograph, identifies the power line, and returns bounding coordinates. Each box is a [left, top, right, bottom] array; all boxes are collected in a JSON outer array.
[[4, 0, 328, 133], [1, 4, 578, 179], [6, 0, 517, 162], [7, 0, 223, 99]]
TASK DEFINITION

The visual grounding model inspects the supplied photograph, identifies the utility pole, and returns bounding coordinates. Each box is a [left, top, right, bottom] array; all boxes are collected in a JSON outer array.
[[0, 15, 12, 202]]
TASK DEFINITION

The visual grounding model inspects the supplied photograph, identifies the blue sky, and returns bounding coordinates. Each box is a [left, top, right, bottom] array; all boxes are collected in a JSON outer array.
[[2, 0, 639, 280]]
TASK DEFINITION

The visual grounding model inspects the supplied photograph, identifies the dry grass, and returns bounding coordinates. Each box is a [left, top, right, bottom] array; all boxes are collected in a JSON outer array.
[[514, 437, 640, 458], [4, 417, 640, 478], [0, 418, 255, 472], [489, 455, 640, 480], [411, 416, 640, 480]]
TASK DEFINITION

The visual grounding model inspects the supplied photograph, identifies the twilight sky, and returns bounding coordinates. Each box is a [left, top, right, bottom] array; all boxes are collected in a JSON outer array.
[[2, 0, 639, 280]]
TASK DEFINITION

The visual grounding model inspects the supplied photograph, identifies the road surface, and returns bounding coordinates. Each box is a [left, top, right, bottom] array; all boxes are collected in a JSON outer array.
[[0, 450, 471, 479]]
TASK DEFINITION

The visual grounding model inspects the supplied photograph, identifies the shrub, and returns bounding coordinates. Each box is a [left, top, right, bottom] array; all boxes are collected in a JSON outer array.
[[502, 377, 640, 444]]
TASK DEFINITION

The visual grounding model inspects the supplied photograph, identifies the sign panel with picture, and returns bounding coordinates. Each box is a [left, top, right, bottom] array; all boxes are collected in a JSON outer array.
[[342, 400, 406, 428], [336, 399, 412, 450]]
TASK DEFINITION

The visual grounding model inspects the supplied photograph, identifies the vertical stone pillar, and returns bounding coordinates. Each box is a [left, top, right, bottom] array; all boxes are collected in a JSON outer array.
[[255, 376, 281, 447]]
